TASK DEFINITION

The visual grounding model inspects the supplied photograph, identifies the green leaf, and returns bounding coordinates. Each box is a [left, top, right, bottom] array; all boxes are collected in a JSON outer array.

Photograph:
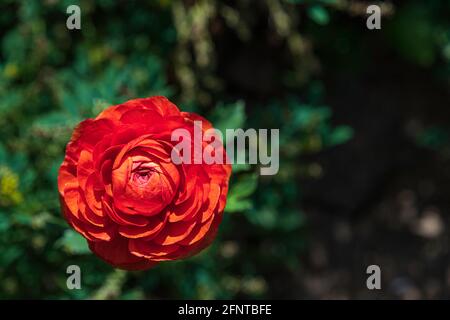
[[0, 143, 7, 163], [386, 4, 436, 67], [291, 105, 330, 128], [232, 163, 251, 173], [225, 197, 253, 213], [249, 207, 277, 228], [231, 173, 258, 198], [308, 5, 330, 26], [0, 246, 22, 267], [0, 211, 10, 232], [225, 173, 258, 213], [417, 127, 450, 149], [57, 230, 91, 255], [329, 126, 353, 146], [212, 100, 246, 134], [32, 112, 81, 134]]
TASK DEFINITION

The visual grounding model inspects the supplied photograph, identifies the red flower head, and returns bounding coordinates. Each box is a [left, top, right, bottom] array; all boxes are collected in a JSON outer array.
[[58, 96, 231, 270]]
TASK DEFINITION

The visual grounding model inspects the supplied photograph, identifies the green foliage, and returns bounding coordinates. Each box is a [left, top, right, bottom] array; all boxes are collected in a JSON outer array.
[[211, 100, 246, 134], [386, 4, 437, 67], [57, 230, 91, 255], [0, 0, 352, 299], [416, 126, 450, 158], [1, 0, 445, 300], [308, 5, 330, 26], [226, 173, 258, 213]]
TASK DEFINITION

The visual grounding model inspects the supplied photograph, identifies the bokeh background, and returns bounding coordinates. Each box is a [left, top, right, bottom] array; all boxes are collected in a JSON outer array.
[[0, 0, 449, 299]]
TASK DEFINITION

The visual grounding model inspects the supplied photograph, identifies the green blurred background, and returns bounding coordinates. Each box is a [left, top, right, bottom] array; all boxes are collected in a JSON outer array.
[[0, 0, 449, 299]]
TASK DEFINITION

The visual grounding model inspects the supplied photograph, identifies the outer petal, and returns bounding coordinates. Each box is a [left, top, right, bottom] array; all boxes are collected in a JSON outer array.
[[89, 237, 158, 270]]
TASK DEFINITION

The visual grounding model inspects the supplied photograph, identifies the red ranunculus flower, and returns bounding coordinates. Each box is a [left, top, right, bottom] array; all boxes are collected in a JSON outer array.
[[58, 96, 231, 270]]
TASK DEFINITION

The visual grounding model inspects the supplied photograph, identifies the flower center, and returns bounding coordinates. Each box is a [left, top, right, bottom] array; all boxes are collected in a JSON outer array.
[[111, 143, 181, 216], [131, 162, 158, 186], [133, 170, 152, 184]]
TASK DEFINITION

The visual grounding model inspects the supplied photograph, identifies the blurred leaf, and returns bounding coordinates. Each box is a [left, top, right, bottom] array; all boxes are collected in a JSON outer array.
[[56, 230, 90, 255], [0, 211, 10, 231], [232, 163, 251, 173], [387, 4, 437, 67], [212, 101, 246, 133], [0, 143, 7, 163], [32, 112, 81, 135], [308, 5, 330, 26], [248, 206, 277, 228], [225, 173, 258, 213], [329, 126, 354, 146], [225, 197, 253, 212], [417, 127, 450, 149], [0, 246, 22, 268]]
